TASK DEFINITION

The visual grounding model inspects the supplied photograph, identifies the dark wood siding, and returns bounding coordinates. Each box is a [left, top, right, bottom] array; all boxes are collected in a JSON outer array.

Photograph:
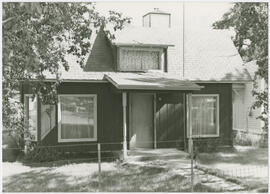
[[191, 83, 233, 146], [23, 82, 123, 152], [84, 30, 115, 72], [21, 82, 233, 151], [156, 92, 185, 148], [155, 83, 233, 149]]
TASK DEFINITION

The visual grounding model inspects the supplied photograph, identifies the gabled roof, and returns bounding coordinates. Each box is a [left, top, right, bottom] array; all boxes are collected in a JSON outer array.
[[44, 24, 252, 82], [111, 26, 251, 82], [111, 26, 174, 47], [184, 29, 251, 82]]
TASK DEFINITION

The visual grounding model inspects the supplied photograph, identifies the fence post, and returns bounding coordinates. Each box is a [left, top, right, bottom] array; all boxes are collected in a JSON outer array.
[[97, 143, 101, 191], [98, 143, 101, 174], [190, 138, 194, 193], [187, 93, 194, 192]]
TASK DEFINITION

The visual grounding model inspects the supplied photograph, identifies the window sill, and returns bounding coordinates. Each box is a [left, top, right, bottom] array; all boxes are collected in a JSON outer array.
[[58, 138, 97, 143], [187, 135, 219, 138]]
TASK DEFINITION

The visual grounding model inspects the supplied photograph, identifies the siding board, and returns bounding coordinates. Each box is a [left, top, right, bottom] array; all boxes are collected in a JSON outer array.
[[40, 82, 123, 152]]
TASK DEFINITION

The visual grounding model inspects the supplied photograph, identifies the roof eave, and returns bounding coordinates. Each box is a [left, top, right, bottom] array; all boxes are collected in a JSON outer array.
[[143, 12, 171, 17], [113, 43, 174, 48], [191, 80, 253, 83]]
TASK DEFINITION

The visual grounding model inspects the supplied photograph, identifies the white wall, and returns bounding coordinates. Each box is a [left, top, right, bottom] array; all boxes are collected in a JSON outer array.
[[232, 81, 263, 133]]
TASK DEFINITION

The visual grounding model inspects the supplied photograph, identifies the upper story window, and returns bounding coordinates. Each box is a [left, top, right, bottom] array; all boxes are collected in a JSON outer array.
[[118, 47, 165, 72]]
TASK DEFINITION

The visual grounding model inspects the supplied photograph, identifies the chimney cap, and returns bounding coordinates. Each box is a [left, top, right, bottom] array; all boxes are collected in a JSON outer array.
[[143, 8, 171, 17]]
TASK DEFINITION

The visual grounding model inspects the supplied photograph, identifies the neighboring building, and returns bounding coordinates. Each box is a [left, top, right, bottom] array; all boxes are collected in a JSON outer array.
[[232, 60, 266, 145], [20, 9, 252, 157]]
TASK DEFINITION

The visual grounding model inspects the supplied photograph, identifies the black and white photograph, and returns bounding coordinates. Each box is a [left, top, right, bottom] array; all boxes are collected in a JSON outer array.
[[2, 1, 269, 192]]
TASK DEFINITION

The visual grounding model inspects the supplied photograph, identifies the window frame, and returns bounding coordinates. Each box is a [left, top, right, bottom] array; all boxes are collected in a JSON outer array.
[[41, 103, 56, 140], [188, 94, 220, 138], [118, 46, 164, 71], [24, 94, 38, 141], [57, 94, 98, 143]]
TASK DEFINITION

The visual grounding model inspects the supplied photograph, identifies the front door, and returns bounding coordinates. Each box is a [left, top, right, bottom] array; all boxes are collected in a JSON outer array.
[[129, 93, 153, 149]]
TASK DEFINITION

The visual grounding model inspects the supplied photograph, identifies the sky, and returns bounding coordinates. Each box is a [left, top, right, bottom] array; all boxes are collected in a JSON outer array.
[[95, 2, 233, 30]]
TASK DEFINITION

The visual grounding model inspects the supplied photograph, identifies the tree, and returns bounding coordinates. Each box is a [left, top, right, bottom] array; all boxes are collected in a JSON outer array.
[[2, 2, 131, 144], [213, 2, 268, 133]]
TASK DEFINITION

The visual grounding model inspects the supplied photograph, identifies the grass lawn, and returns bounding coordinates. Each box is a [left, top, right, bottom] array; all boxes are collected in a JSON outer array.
[[3, 146, 267, 192], [3, 160, 222, 192], [197, 145, 268, 191]]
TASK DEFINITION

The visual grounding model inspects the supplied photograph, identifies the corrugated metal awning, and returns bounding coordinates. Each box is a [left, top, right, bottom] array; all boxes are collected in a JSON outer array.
[[104, 72, 203, 91]]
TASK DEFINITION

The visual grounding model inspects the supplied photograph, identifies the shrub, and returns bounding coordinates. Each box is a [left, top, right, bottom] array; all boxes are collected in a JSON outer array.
[[24, 144, 65, 162], [233, 130, 268, 147], [194, 139, 220, 153], [2, 131, 22, 162]]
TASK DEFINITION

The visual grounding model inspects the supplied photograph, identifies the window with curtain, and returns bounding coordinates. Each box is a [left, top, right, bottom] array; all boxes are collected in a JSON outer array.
[[24, 95, 37, 141], [119, 48, 162, 71], [190, 95, 219, 137], [58, 95, 97, 142]]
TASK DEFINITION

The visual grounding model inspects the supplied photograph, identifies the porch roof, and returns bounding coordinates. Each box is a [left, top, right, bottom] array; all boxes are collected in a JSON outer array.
[[104, 72, 203, 91]]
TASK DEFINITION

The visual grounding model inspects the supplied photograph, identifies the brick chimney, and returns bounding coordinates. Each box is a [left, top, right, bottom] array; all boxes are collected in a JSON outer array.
[[143, 8, 171, 28]]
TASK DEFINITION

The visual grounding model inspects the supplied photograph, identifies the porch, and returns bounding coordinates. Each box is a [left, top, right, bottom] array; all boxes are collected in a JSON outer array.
[[104, 72, 203, 159], [126, 148, 190, 168]]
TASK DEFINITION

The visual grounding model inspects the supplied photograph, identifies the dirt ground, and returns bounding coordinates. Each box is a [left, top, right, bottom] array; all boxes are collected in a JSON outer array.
[[2, 146, 268, 192]]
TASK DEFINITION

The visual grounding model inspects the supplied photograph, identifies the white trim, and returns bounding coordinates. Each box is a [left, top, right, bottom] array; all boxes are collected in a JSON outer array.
[[114, 43, 173, 47], [118, 47, 164, 72], [187, 94, 220, 138], [58, 94, 98, 143], [122, 92, 127, 160], [25, 79, 107, 83], [192, 80, 252, 83], [41, 128, 51, 140], [153, 94, 157, 149]]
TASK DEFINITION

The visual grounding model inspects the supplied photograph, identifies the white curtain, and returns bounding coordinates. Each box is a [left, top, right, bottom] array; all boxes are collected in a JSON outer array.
[[191, 96, 217, 136], [60, 96, 95, 139]]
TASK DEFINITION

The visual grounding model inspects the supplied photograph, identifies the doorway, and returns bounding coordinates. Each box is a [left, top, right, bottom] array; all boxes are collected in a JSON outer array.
[[129, 93, 154, 149]]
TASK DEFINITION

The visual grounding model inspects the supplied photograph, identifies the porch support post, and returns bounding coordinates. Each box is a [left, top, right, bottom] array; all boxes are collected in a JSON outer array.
[[122, 92, 128, 160], [187, 93, 193, 153], [37, 96, 41, 144], [153, 94, 157, 149]]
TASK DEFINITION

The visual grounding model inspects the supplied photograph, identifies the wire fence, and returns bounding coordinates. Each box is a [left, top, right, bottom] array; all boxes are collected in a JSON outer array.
[[2, 138, 268, 192]]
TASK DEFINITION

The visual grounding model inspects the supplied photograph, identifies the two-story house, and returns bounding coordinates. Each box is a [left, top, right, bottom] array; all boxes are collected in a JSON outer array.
[[21, 9, 252, 157]]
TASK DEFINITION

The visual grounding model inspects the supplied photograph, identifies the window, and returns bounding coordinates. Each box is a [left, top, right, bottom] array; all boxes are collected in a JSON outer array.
[[58, 95, 97, 142], [118, 47, 164, 71], [41, 103, 55, 140], [24, 95, 37, 141], [188, 94, 219, 137]]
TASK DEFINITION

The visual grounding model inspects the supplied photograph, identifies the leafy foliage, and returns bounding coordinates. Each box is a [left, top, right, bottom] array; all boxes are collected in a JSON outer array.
[[24, 144, 65, 162], [213, 3, 268, 132], [2, 2, 131, 143]]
